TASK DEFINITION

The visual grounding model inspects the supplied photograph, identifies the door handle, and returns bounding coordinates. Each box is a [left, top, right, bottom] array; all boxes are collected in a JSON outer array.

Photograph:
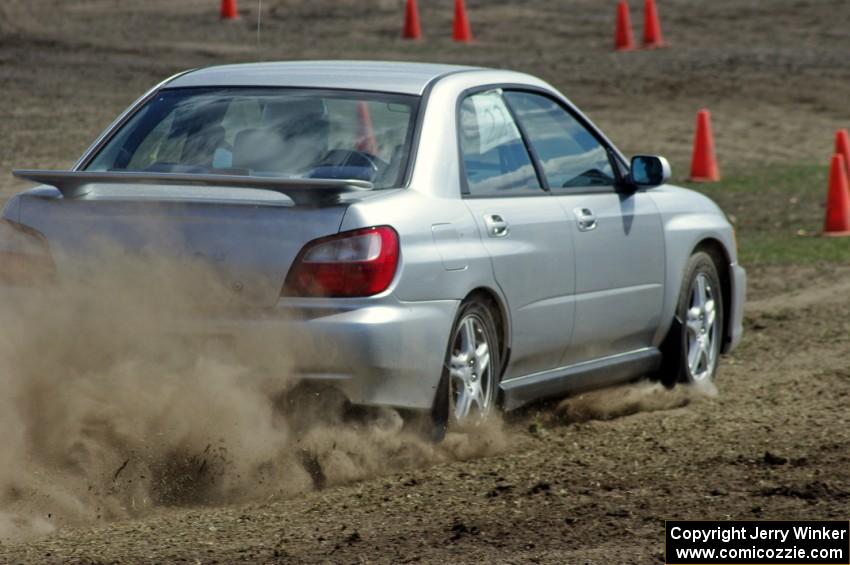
[[483, 214, 510, 238], [573, 207, 597, 232]]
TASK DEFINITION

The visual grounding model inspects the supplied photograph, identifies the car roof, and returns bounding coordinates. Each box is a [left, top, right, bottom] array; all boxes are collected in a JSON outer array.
[[166, 60, 485, 95]]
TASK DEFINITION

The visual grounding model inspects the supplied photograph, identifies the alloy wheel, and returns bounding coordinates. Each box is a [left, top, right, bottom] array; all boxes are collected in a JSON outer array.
[[447, 314, 495, 421], [685, 272, 719, 381]]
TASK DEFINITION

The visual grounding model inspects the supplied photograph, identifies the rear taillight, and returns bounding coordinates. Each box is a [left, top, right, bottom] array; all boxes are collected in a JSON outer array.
[[284, 226, 399, 298], [0, 218, 57, 286]]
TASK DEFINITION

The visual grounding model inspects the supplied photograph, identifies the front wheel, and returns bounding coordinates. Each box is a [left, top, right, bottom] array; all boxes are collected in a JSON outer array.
[[430, 299, 501, 441], [661, 251, 725, 386]]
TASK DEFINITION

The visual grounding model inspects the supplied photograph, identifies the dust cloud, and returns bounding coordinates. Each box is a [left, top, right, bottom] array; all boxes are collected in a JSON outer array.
[[555, 379, 717, 424], [0, 243, 507, 542]]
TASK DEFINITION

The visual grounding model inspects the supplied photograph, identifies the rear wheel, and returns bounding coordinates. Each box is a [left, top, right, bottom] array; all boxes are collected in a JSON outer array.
[[660, 251, 724, 386], [430, 299, 501, 441]]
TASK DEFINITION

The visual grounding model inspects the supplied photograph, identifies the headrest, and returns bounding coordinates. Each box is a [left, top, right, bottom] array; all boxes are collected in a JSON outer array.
[[182, 125, 227, 166], [262, 98, 327, 129], [459, 98, 481, 156], [232, 128, 286, 171]]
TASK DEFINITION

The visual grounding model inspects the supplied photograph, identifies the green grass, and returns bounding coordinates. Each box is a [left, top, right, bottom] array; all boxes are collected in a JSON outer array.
[[678, 164, 850, 266]]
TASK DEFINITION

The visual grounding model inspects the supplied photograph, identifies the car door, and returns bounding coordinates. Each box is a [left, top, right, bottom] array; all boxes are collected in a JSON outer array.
[[503, 90, 665, 365], [458, 89, 577, 380]]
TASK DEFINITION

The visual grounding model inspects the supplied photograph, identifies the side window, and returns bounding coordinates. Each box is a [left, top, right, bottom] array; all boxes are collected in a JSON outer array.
[[459, 90, 541, 196], [504, 91, 615, 191]]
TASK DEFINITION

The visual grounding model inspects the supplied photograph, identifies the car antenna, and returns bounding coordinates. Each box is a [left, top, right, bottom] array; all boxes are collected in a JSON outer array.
[[256, 0, 263, 59]]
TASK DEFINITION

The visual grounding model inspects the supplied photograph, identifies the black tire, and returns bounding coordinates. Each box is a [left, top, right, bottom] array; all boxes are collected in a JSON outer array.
[[429, 299, 502, 442], [659, 251, 725, 387]]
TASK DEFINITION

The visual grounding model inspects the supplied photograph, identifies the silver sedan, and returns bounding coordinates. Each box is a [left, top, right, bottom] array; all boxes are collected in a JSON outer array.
[[4, 61, 745, 437]]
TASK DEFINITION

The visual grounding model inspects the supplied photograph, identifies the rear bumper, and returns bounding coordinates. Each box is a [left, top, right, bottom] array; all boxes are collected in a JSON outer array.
[[0, 285, 458, 410], [189, 297, 459, 410], [722, 262, 746, 353]]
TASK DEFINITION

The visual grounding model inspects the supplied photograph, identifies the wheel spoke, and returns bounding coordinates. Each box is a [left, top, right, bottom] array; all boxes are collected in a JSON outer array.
[[687, 339, 701, 373], [707, 340, 717, 371], [455, 389, 472, 420], [696, 275, 707, 308], [462, 319, 476, 357], [704, 300, 716, 331], [475, 343, 490, 375], [473, 384, 486, 411], [699, 343, 710, 374]]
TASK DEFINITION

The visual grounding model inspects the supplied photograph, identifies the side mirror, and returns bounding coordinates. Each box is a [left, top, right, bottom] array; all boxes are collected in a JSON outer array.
[[630, 155, 671, 187]]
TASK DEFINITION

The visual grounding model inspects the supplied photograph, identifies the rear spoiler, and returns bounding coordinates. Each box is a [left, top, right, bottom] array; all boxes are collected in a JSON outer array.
[[12, 170, 374, 206]]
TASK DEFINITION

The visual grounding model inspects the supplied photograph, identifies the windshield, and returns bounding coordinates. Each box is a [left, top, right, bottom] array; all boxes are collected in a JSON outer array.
[[85, 87, 419, 188]]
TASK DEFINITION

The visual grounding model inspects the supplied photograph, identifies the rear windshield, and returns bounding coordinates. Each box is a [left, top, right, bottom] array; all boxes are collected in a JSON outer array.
[[85, 87, 420, 188]]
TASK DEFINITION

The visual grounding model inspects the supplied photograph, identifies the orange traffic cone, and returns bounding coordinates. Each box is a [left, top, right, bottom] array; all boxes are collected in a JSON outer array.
[[689, 109, 720, 182], [642, 0, 665, 48], [221, 0, 239, 20], [453, 0, 473, 43], [835, 129, 850, 178], [403, 0, 422, 40], [615, 1, 635, 51], [824, 153, 850, 236], [355, 102, 378, 156]]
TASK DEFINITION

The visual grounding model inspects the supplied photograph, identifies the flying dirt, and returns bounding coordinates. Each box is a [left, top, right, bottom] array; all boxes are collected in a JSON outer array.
[[0, 248, 509, 542]]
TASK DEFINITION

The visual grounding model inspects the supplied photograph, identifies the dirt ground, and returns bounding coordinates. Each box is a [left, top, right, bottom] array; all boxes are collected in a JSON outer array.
[[1, 0, 850, 563]]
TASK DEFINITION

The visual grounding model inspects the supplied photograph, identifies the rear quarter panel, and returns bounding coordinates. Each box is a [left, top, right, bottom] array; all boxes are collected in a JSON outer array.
[[339, 190, 498, 305]]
